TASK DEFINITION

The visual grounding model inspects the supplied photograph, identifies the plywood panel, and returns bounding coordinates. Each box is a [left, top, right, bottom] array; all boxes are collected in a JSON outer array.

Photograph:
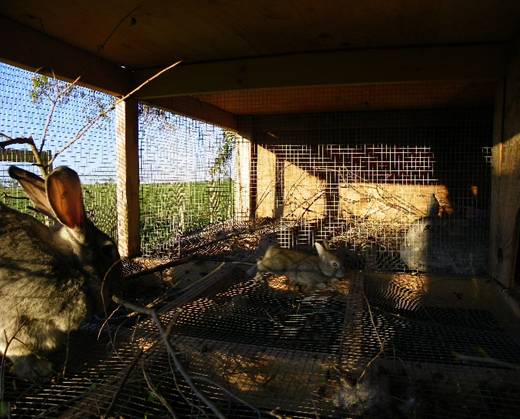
[[339, 183, 452, 223], [2, 1, 518, 68], [234, 137, 252, 219], [196, 81, 496, 115], [490, 40, 520, 287], [256, 145, 277, 218], [283, 162, 326, 220]]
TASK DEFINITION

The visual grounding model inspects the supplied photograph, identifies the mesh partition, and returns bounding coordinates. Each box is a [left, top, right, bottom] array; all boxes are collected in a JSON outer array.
[[4, 234, 520, 418], [138, 105, 248, 256], [0, 62, 118, 238], [0, 63, 247, 251], [2, 60, 513, 419], [246, 108, 492, 274]]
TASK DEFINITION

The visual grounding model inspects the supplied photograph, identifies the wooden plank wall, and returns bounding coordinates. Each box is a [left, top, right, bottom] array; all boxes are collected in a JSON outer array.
[[490, 39, 520, 288]]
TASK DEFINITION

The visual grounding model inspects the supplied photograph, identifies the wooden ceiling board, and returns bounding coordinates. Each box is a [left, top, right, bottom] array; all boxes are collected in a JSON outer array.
[[193, 81, 497, 115], [1, 0, 519, 69]]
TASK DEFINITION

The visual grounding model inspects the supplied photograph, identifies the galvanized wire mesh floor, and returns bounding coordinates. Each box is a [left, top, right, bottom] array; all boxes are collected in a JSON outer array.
[[3, 232, 520, 418]]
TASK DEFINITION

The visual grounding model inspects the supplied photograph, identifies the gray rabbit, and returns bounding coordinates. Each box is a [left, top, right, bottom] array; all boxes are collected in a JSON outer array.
[[400, 216, 487, 275], [0, 166, 121, 381], [256, 242, 346, 291]]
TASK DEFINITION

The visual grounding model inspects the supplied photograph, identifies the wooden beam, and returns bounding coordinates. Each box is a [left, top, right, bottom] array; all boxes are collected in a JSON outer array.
[[0, 16, 130, 95], [135, 44, 505, 98], [239, 107, 493, 144], [116, 98, 140, 258], [145, 96, 237, 131], [0, 149, 52, 168]]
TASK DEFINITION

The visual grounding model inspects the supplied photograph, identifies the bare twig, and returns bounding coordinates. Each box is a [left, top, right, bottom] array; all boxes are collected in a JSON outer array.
[[140, 359, 178, 418], [61, 329, 71, 378], [124, 255, 196, 281], [38, 75, 82, 161], [112, 295, 226, 419], [163, 318, 208, 418], [358, 290, 385, 382], [453, 352, 520, 370], [124, 252, 255, 283], [1, 325, 25, 402], [103, 350, 144, 418], [0, 134, 34, 148], [96, 305, 122, 341], [49, 60, 182, 166], [192, 375, 262, 419], [0, 134, 47, 176]]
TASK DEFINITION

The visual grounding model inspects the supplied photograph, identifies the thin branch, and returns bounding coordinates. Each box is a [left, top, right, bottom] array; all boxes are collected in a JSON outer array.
[[38, 75, 82, 158], [112, 295, 225, 419], [192, 375, 262, 419], [453, 352, 520, 370], [0, 136, 34, 148], [49, 60, 182, 166], [119, 61, 182, 106], [103, 350, 143, 417], [124, 254, 196, 281], [0, 135, 47, 176], [60, 329, 71, 378], [1, 325, 25, 402], [141, 360, 178, 419], [96, 305, 122, 341], [163, 318, 208, 418], [358, 290, 385, 382]]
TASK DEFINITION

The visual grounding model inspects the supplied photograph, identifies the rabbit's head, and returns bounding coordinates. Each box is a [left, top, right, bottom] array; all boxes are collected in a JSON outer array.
[[315, 242, 346, 279], [8, 166, 121, 312]]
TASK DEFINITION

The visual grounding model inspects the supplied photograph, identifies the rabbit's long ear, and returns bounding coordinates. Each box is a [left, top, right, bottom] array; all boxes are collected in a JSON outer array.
[[8, 166, 55, 218], [46, 167, 86, 229], [315, 242, 328, 258]]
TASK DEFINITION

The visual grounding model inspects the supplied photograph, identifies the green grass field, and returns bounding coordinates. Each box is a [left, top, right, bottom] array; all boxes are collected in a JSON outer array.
[[1, 179, 235, 254]]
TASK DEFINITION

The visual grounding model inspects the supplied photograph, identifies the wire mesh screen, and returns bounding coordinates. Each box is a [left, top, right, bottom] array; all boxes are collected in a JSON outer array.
[[246, 108, 492, 274], [5, 245, 520, 418], [138, 104, 249, 256], [0, 61, 118, 239]]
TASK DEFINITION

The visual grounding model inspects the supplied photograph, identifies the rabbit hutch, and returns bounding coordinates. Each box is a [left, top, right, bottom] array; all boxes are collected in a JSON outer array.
[[1, 1, 520, 418]]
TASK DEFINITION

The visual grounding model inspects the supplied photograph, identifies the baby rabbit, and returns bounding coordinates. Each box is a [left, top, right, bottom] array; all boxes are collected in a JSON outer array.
[[0, 166, 121, 381], [256, 242, 346, 291]]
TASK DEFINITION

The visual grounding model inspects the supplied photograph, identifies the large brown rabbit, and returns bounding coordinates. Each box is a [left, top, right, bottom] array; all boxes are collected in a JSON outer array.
[[0, 166, 121, 381], [257, 242, 346, 291]]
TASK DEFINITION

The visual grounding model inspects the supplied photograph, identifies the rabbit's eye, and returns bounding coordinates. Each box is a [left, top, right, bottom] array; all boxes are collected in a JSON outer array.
[[331, 261, 339, 268], [101, 242, 117, 259]]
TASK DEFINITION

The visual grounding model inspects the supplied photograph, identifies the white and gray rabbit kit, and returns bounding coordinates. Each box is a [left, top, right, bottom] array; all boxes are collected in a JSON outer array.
[[256, 242, 347, 292], [0, 166, 120, 382]]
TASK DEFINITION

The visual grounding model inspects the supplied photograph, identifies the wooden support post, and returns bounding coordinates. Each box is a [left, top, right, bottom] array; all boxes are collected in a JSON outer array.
[[490, 39, 520, 288], [249, 141, 258, 219], [116, 98, 140, 258], [234, 117, 254, 220]]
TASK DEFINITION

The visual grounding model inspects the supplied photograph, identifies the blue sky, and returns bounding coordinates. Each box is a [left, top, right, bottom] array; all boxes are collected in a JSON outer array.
[[0, 61, 232, 185]]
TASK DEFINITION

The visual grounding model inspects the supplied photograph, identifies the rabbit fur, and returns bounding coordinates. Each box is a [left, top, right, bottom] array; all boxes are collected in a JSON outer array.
[[400, 216, 487, 275], [0, 166, 121, 381], [256, 242, 346, 291]]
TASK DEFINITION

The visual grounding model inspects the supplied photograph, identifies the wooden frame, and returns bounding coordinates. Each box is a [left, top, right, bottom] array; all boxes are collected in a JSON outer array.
[[115, 98, 140, 257], [0, 16, 130, 95], [134, 44, 505, 98]]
